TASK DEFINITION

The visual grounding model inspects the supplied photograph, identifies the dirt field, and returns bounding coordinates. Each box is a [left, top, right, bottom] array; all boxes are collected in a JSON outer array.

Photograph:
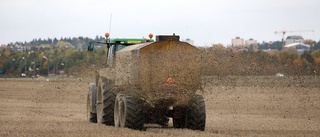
[[1, 76, 320, 137]]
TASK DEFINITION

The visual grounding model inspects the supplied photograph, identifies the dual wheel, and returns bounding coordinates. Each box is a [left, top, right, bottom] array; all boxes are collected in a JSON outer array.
[[114, 94, 144, 130], [87, 80, 205, 131], [173, 95, 206, 131], [87, 80, 144, 130]]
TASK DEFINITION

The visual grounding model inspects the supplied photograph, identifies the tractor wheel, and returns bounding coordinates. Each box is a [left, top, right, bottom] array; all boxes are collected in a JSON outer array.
[[114, 93, 144, 130], [173, 106, 186, 128], [186, 94, 206, 131], [87, 83, 97, 123], [96, 78, 116, 125]]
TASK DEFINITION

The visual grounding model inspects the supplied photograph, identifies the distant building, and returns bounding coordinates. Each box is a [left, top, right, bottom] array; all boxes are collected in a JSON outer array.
[[284, 35, 310, 54], [285, 35, 304, 45], [232, 37, 244, 47], [183, 38, 194, 45], [245, 38, 257, 47], [284, 43, 310, 55]]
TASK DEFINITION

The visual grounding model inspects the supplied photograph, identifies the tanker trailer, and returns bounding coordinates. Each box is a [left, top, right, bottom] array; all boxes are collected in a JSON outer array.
[[87, 34, 206, 131]]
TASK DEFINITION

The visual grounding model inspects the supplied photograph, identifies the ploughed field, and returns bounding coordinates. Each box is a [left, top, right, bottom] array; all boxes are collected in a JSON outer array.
[[0, 76, 320, 137]]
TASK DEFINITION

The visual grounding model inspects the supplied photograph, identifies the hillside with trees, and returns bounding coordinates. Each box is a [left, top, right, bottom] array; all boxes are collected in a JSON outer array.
[[0, 36, 107, 77], [1, 37, 320, 77]]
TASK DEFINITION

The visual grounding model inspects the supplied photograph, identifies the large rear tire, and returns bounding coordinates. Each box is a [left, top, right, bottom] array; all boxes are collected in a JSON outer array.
[[87, 83, 97, 123], [114, 93, 144, 130], [186, 94, 206, 131], [96, 78, 116, 125]]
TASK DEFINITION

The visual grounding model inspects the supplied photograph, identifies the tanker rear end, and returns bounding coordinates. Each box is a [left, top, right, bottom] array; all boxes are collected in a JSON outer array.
[[116, 35, 201, 107]]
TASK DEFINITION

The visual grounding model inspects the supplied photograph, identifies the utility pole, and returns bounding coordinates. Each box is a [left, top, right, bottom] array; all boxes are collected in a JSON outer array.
[[43, 56, 49, 77], [22, 57, 27, 74], [33, 58, 36, 77]]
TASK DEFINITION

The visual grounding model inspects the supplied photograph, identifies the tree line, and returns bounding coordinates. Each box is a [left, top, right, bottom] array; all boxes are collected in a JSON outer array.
[[201, 44, 320, 76], [1, 37, 320, 77]]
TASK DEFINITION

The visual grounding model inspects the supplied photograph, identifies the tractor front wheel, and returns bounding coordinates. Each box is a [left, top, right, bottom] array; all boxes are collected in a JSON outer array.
[[87, 83, 97, 123]]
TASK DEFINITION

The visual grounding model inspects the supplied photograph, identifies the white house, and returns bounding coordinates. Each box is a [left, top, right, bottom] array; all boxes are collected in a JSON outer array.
[[285, 35, 304, 45], [284, 43, 310, 55]]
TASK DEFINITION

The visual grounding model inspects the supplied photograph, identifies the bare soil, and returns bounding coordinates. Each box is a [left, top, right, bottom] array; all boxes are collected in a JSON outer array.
[[0, 76, 320, 137]]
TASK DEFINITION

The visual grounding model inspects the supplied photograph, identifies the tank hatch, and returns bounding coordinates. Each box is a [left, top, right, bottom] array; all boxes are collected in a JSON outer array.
[[156, 34, 180, 42]]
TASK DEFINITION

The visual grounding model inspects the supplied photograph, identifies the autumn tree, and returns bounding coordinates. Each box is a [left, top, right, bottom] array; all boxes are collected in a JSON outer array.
[[301, 52, 314, 64], [311, 50, 320, 58], [278, 48, 298, 64], [4, 48, 11, 57], [304, 39, 317, 50]]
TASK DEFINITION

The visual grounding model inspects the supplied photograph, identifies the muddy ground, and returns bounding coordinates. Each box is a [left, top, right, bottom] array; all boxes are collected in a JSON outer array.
[[0, 76, 320, 137]]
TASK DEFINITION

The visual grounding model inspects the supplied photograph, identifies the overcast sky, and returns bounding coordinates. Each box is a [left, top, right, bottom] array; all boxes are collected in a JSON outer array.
[[1, 0, 320, 46]]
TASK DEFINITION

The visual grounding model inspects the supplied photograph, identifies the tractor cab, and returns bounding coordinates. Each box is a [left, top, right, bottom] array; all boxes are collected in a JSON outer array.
[[88, 33, 154, 66], [107, 38, 154, 66]]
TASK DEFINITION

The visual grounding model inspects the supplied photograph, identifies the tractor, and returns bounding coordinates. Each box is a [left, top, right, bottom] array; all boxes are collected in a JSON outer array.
[[87, 33, 206, 131]]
